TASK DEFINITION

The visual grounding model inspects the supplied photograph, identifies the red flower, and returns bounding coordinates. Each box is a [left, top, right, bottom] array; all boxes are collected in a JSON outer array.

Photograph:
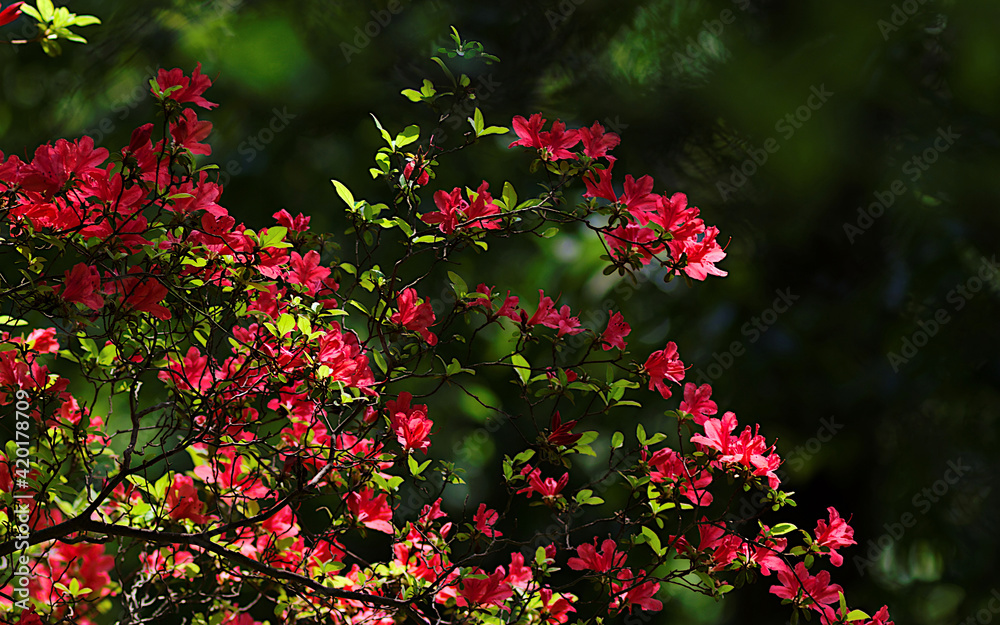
[[170, 108, 213, 156], [601, 311, 631, 351], [577, 121, 620, 160], [864, 605, 895, 625], [346, 487, 394, 534], [113, 270, 171, 320], [517, 466, 569, 500], [509, 114, 580, 161], [390, 288, 437, 346], [813, 507, 856, 567], [421, 182, 501, 233], [423, 187, 465, 234], [611, 568, 662, 613], [769, 562, 843, 623], [567, 538, 626, 572], [165, 474, 210, 524], [679, 382, 717, 424], [547, 411, 582, 447], [456, 566, 513, 611], [273, 208, 310, 232], [386, 392, 433, 454], [0, 2, 23, 27], [473, 503, 502, 537], [60, 263, 104, 310], [403, 159, 430, 186], [539, 588, 576, 624], [19, 136, 108, 195], [643, 341, 685, 399], [509, 114, 546, 150], [154, 63, 218, 109], [287, 250, 331, 296]]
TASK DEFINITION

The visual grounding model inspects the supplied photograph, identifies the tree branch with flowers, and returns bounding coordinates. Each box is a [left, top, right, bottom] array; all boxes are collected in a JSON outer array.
[[0, 30, 893, 625]]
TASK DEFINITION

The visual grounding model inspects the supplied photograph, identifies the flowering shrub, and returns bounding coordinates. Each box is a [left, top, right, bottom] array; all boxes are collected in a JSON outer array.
[[0, 33, 892, 625]]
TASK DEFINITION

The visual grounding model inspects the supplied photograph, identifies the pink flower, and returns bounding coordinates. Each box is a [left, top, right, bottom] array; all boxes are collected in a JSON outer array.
[[165, 474, 210, 524], [679, 382, 717, 424], [391, 288, 437, 346], [456, 566, 513, 611], [287, 250, 331, 296], [113, 270, 171, 320], [154, 63, 218, 109], [864, 605, 895, 625], [644, 342, 685, 399], [601, 311, 631, 351], [813, 507, 856, 567], [473, 503, 502, 537], [517, 466, 569, 500], [403, 159, 430, 186], [611, 568, 662, 613], [508, 114, 580, 161], [577, 121, 620, 160], [60, 263, 104, 310], [0, 2, 23, 27], [769, 562, 843, 623], [567, 538, 626, 572], [273, 208, 310, 232], [386, 392, 433, 453], [346, 488, 394, 534]]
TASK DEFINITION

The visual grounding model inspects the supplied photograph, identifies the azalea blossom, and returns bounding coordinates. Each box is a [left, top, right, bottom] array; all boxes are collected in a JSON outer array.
[[391, 288, 437, 345], [769, 562, 843, 623], [567, 538, 626, 573], [644, 341, 685, 399], [813, 506, 856, 567], [601, 310, 631, 351]]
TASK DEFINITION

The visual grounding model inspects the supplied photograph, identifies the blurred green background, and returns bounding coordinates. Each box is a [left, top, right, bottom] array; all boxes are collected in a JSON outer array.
[[2, 0, 999, 623]]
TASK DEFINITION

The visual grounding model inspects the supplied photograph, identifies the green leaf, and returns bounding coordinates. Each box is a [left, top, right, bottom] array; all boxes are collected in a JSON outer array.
[[371, 349, 387, 374], [447, 271, 467, 296], [641, 527, 664, 555], [36, 0, 55, 21], [469, 108, 485, 135], [331, 179, 355, 208], [19, 4, 41, 21], [259, 226, 288, 249], [541, 227, 559, 238], [846, 610, 871, 622], [611, 431, 624, 449], [636, 423, 648, 445], [370, 114, 394, 146], [276, 313, 296, 337], [71, 14, 101, 26], [510, 353, 530, 385], [395, 125, 420, 148], [479, 125, 509, 137], [501, 182, 517, 211], [401, 89, 423, 102], [0, 315, 28, 327], [770, 522, 797, 536], [408, 455, 431, 476]]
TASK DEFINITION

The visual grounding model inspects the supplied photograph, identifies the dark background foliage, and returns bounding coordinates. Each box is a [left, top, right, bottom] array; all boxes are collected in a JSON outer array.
[[3, 0, 998, 623]]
